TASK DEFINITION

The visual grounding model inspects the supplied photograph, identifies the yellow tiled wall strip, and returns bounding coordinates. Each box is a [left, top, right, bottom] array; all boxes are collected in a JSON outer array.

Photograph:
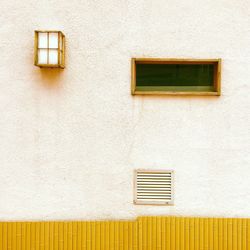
[[0, 221, 138, 250], [138, 217, 249, 250], [0, 216, 249, 249]]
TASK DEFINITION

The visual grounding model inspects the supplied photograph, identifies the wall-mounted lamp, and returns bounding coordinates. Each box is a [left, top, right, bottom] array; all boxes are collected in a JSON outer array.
[[34, 31, 65, 68]]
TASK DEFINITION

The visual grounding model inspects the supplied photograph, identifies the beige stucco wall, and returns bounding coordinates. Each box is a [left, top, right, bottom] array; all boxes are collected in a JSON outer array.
[[0, 0, 250, 220]]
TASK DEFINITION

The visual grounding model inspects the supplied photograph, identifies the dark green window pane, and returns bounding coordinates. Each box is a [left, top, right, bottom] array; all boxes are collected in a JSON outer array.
[[136, 64, 215, 91]]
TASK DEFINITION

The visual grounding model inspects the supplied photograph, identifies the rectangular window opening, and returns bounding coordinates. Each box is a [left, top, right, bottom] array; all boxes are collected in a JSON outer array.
[[131, 58, 221, 96]]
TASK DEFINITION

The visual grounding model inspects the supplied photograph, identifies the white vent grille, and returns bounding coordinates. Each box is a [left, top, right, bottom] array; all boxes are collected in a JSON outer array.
[[134, 170, 173, 205]]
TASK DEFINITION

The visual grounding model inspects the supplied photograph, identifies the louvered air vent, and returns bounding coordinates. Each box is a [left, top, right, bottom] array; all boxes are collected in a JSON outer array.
[[134, 170, 173, 205]]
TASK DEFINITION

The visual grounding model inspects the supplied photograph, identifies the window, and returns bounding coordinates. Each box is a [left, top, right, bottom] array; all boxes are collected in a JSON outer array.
[[134, 170, 173, 205], [131, 58, 221, 95]]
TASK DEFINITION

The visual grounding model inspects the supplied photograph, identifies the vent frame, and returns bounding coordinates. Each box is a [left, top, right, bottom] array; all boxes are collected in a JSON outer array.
[[134, 169, 174, 206]]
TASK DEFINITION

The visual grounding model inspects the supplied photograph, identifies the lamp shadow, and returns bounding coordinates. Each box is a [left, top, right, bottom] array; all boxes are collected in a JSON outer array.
[[38, 68, 64, 89]]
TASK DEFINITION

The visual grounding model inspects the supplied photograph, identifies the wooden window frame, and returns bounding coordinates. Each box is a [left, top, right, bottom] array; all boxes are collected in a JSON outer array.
[[131, 58, 221, 96]]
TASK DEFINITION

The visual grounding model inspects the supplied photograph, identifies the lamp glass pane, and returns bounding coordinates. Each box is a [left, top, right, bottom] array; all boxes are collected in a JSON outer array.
[[49, 33, 58, 48], [58, 33, 61, 50], [38, 32, 48, 48], [38, 49, 48, 64], [60, 34, 63, 51], [60, 50, 63, 65], [49, 49, 58, 64]]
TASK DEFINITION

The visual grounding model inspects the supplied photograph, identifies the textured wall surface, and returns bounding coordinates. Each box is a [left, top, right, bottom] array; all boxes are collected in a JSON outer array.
[[0, 217, 249, 249], [0, 0, 249, 220]]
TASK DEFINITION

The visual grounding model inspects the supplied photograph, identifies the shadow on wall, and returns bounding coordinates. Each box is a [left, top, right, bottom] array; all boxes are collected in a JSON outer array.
[[37, 68, 65, 89]]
